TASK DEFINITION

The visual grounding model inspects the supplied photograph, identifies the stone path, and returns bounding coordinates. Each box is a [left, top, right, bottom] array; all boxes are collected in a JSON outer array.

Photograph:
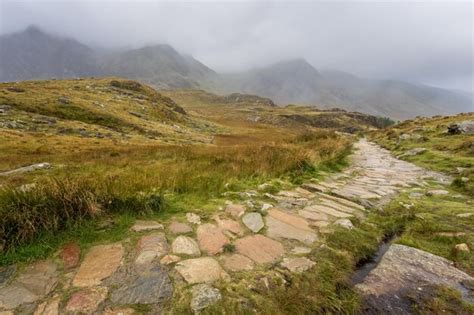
[[0, 139, 459, 314]]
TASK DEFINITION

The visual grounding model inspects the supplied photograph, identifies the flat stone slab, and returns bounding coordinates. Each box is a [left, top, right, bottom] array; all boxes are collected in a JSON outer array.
[[267, 208, 313, 231], [175, 257, 229, 284], [135, 233, 169, 265], [197, 223, 229, 255], [191, 284, 222, 313], [130, 220, 164, 232], [215, 216, 244, 237], [242, 212, 264, 233], [356, 244, 474, 314], [110, 265, 173, 305], [171, 236, 201, 256], [0, 266, 16, 288], [281, 257, 316, 273], [427, 189, 449, 196], [0, 283, 38, 310], [220, 254, 255, 272], [73, 244, 123, 287], [65, 286, 108, 314], [225, 204, 246, 218], [16, 260, 58, 296], [298, 209, 329, 221], [168, 221, 193, 234], [235, 235, 284, 264], [266, 216, 317, 245], [303, 204, 353, 218], [301, 182, 330, 193]]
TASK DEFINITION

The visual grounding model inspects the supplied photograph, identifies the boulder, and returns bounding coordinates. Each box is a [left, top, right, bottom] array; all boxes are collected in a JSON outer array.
[[356, 244, 474, 314]]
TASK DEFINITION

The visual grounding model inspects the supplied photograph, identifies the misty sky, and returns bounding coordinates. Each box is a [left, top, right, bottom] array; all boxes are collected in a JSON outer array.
[[1, 0, 473, 92]]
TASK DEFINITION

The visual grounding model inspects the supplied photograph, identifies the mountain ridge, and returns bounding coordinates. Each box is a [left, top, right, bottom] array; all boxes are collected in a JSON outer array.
[[1, 26, 472, 120]]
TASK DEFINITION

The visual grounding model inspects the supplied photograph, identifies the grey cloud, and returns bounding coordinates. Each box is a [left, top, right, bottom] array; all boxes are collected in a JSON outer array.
[[1, 0, 472, 91]]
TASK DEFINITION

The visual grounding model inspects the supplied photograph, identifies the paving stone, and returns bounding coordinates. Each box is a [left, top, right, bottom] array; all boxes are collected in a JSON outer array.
[[0, 283, 38, 310], [172, 236, 201, 256], [34, 296, 60, 315], [291, 246, 312, 255], [186, 213, 201, 225], [175, 257, 229, 284], [169, 221, 193, 234], [110, 265, 173, 305], [310, 221, 330, 228], [130, 220, 164, 232], [267, 208, 313, 231], [242, 212, 264, 233], [73, 243, 123, 287], [427, 189, 449, 196], [65, 286, 108, 313], [301, 182, 330, 193], [135, 233, 169, 265], [197, 223, 229, 255], [214, 216, 244, 237], [160, 255, 181, 265], [334, 218, 355, 230], [0, 266, 16, 288], [221, 254, 255, 272], [59, 242, 81, 270], [16, 260, 58, 296], [235, 235, 284, 264], [225, 204, 246, 218], [303, 204, 353, 218], [265, 214, 318, 245], [280, 257, 316, 273], [191, 284, 222, 313], [298, 209, 329, 221], [317, 193, 365, 211]]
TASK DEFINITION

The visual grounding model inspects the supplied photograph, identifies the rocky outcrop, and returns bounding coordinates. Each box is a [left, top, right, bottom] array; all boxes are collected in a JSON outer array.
[[356, 244, 474, 314]]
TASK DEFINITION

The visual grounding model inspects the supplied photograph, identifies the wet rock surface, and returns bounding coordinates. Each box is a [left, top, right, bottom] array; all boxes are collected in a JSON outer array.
[[356, 244, 474, 314]]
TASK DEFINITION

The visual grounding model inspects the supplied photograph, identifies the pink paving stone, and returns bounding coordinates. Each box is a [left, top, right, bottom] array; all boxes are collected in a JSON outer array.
[[196, 223, 229, 255]]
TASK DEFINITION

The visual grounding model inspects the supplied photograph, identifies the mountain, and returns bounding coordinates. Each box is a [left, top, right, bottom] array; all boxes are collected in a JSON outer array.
[[0, 26, 102, 81], [0, 26, 215, 89], [102, 44, 217, 89], [1, 26, 472, 120], [216, 62, 473, 120]]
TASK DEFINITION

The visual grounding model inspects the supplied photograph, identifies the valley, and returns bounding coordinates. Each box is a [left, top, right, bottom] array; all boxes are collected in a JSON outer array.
[[0, 78, 472, 314]]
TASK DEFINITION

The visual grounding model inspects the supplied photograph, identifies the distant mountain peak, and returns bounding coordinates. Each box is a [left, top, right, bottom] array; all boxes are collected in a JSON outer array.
[[24, 25, 46, 36]]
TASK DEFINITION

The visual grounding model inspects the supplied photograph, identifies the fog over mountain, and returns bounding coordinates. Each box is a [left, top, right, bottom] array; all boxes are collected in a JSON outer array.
[[0, 1, 472, 119]]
